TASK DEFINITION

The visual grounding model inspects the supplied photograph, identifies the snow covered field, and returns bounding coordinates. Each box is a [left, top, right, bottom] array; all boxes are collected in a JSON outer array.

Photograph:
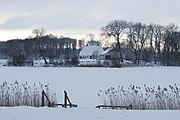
[[0, 66, 179, 107], [1, 106, 180, 120], [0, 67, 180, 120]]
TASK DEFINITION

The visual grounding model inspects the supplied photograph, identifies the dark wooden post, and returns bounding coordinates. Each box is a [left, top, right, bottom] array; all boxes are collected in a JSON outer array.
[[42, 90, 51, 107], [41, 90, 45, 107], [64, 90, 67, 108], [66, 94, 72, 107]]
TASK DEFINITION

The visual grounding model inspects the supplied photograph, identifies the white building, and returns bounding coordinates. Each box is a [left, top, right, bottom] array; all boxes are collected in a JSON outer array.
[[33, 59, 48, 67], [0, 59, 8, 66], [79, 44, 104, 66]]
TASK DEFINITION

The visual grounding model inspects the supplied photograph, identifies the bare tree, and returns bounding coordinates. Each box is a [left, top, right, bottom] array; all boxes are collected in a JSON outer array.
[[101, 20, 128, 63], [32, 28, 48, 64], [127, 22, 139, 63], [78, 39, 85, 49], [5, 40, 26, 66], [32, 28, 47, 38], [150, 24, 165, 64], [163, 24, 178, 65], [87, 33, 95, 41], [127, 22, 150, 63], [163, 23, 179, 65], [137, 23, 151, 62]]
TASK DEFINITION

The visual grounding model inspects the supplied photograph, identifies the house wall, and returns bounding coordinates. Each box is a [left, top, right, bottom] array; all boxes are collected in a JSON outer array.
[[78, 44, 104, 66], [79, 58, 98, 65]]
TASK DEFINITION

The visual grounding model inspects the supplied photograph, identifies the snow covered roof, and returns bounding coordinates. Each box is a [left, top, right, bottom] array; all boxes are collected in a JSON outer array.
[[79, 45, 104, 56], [100, 48, 113, 55]]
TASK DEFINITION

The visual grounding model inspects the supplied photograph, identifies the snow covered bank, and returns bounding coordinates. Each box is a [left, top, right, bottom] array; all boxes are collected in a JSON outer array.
[[0, 67, 179, 107], [0, 107, 180, 120]]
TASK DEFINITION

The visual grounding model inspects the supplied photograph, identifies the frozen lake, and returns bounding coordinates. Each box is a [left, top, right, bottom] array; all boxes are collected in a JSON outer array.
[[0, 66, 179, 107]]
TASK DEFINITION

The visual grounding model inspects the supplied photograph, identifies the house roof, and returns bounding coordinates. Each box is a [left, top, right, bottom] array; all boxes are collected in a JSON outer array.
[[79, 45, 104, 56], [100, 47, 113, 55]]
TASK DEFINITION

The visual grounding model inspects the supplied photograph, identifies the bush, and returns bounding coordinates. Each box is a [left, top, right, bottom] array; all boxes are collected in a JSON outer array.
[[98, 84, 180, 110], [0, 81, 57, 107]]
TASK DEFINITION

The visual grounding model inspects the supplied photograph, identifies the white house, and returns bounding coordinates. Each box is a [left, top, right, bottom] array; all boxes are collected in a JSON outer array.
[[79, 44, 104, 66], [0, 59, 8, 66]]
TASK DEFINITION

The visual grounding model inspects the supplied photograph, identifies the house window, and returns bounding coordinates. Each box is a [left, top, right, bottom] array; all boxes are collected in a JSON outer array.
[[106, 55, 111, 59], [90, 56, 92, 59]]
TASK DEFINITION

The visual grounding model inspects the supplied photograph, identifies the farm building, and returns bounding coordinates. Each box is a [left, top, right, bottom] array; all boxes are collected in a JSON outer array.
[[100, 47, 134, 67], [78, 43, 104, 66], [100, 47, 121, 66], [79, 42, 134, 67]]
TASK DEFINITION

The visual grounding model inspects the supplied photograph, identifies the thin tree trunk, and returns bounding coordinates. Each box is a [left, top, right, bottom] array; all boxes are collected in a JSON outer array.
[[117, 38, 124, 63]]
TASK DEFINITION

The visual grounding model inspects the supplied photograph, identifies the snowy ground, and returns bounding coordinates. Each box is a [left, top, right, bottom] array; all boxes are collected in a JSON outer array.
[[0, 67, 180, 120], [0, 106, 180, 120]]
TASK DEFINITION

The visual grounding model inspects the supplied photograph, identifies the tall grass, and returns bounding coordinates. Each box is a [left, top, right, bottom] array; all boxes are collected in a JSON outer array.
[[0, 81, 57, 107], [98, 84, 180, 110]]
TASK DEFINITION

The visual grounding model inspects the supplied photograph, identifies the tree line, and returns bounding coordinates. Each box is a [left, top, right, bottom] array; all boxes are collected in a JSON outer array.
[[101, 20, 180, 66], [0, 20, 180, 66], [0, 28, 78, 66]]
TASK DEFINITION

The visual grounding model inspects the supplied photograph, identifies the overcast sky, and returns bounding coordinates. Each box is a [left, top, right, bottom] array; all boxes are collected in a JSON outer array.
[[0, 0, 180, 41]]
